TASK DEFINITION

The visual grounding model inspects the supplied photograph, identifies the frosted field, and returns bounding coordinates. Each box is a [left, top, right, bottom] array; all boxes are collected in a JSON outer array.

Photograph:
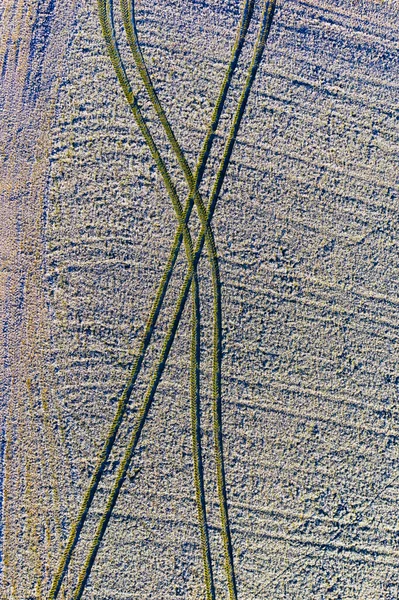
[[1, 0, 399, 598]]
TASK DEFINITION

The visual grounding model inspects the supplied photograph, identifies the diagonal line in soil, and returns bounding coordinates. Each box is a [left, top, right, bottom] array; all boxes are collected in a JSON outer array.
[[72, 2, 276, 599]]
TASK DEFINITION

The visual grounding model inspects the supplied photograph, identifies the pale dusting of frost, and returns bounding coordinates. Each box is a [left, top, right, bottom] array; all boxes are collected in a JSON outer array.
[[1, 0, 399, 598]]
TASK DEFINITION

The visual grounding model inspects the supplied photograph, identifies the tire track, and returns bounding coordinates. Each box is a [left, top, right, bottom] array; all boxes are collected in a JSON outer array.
[[48, 0, 201, 596], [49, 1, 254, 597], [119, 0, 254, 595], [71, 2, 276, 598]]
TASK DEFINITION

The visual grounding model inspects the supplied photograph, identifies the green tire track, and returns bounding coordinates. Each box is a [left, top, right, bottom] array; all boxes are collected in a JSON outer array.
[[48, 0, 256, 597], [118, 4, 218, 590], [48, 0, 200, 596], [72, 2, 277, 599], [118, 1, 217, 594], [119, 0, 254, 596]]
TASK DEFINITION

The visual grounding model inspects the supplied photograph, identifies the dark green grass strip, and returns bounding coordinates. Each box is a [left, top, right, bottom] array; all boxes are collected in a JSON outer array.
[[49, 0, 254, 597], [48, 0, 199, 596], [72, 2, 276, 598], [119, 1, 254, 595], [118, 2, 218, 594], [190, 256, 216, 600], [209, 3, 276, 598]]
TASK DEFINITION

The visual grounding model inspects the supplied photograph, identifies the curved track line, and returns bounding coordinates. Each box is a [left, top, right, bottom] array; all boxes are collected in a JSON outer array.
[[72, 2, 277, 598], [49, 1, 254, 598], [48, 0, 200, 596], [120, 0, 254, 595], [118, 0, 220, 593]]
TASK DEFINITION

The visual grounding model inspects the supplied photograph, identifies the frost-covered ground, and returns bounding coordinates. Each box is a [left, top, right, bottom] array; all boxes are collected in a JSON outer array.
[[2, 0, 399, 598]]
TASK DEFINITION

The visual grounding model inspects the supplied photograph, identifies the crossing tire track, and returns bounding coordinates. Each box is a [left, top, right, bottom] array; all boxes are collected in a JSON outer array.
[[71, 2, 277, 599], [48, 0, 269, 597]]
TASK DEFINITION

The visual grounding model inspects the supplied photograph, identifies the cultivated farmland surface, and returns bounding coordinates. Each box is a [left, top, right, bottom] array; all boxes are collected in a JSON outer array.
[[1, 0, 399, 598]]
